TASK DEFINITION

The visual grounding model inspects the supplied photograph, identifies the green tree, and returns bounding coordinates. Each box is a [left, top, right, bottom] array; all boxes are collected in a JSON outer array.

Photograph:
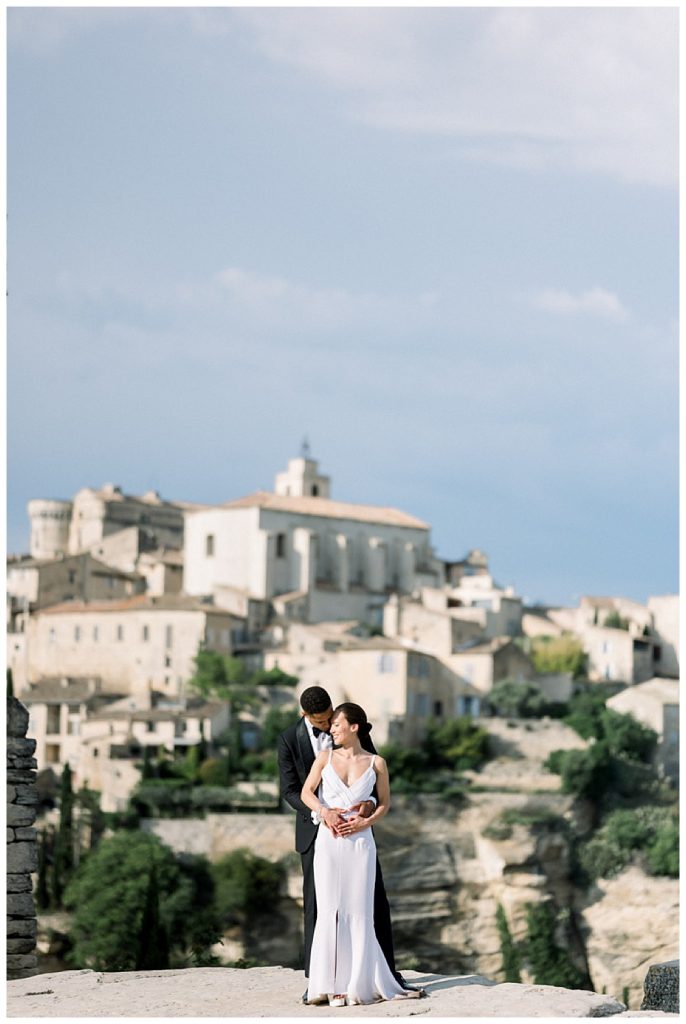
[[489, 680, 548, 718], [600, 709, 657, 763], [7, 667, 14, 698], [531, 635, 587, 678], [63, 832, 221, 970], [603, 611, 630, 630], [563, 690, 607, 739], [211, 848, 284, 927], [260, 706, 298, 749], [525, 902, 587, 989], [51, 764, 75, 907], [425, 718, 490, 771], [495, 903, 521, 982], [141, 746, 155, 780], [135, 864, 170, 970], [249, 667, 299, 688]]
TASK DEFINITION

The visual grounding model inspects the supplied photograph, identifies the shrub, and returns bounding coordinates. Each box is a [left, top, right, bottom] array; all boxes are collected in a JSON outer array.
[[578, 807, 679, 880], [646, 822, 679, 878], [600, 709, 657, 764], [489, 680, 549, 718], [531, 635, 587, 678], [425, 718, 490, 770], [563, 691, 607, 740], [198, 757, 231, 786], [525, 902, 587, 989]]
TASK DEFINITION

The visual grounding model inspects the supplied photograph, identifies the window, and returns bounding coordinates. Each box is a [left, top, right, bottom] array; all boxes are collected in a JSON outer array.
[[206, 534, 215, 557], [93, 747, 99, 758], [311, 484, 319, 496], [433, 701, 443, 717], [47, 706, 61, 734], [93, 626, 99, 642], [74, 626, 81, 642], [377, 654, 395, 674], [67, 719, 80, 736], [206, 628, 214, 646], [276, 533, 286, 558], [654, 645, 662, 662], [48, 628, 56, 644], [68, 570, 76, 585], [165, 654, 172, 668], [416, 694, 429, 715], [46, 744, 61, 764], [146, 721, 154, 732], [165, 625, 173, 648], [142, 625, 150, 642], [116, 624, 124, 642]]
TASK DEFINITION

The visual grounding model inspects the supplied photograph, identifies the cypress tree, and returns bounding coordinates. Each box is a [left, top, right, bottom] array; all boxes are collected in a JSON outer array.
[[36, 829, 51, 910], [51, 764, 75, 907], [142, 746, 154, 780], [135, 864, 170, 970], [495, 903, 521, 982], [7, 667, 14, 698]]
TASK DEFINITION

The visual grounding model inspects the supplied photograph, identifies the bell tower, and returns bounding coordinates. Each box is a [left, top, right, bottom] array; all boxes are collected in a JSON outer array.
[[274, 442, 331, 498]]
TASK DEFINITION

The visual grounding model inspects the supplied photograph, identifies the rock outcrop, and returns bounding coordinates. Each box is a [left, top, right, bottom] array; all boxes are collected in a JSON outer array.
[[7, 696, 39, 980]]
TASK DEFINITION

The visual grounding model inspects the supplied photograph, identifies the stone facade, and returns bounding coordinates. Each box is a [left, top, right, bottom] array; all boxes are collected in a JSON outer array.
[[6, 697, 39, 980]]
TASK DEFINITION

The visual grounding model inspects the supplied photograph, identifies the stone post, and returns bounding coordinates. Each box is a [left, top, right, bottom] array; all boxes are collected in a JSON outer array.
[[7, 696, 39, 979], [640, 960, 679, 1013]]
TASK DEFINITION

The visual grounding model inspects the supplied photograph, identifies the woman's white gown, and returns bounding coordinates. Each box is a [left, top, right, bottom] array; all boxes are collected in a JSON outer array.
[[307, 753, 411, 1006]]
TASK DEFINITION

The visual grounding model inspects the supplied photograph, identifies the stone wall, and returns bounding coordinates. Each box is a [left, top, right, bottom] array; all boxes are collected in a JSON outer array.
[[7, 697, 39, 979], [141, 812, 294, 862]]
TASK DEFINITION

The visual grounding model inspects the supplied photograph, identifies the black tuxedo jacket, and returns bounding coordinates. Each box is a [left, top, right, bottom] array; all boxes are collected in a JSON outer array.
[[277, 716, 377, 854]]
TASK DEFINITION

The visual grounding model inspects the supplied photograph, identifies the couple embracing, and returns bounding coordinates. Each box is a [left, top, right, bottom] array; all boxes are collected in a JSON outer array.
[[277, 686, 425, 1007]]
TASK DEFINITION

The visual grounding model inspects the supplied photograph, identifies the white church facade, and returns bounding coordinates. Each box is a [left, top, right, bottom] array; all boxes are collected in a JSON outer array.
[[183, 454, 444, 624]]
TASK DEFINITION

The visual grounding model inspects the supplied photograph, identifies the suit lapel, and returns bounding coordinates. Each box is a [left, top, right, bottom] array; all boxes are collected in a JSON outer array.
[[297, 716, 315, 775]]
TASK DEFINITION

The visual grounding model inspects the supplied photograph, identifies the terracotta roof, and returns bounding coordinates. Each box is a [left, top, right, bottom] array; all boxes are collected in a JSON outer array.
[[214, 491, 429, 529], [39, 594, 244, 617], [19, 678, 124, 704], [88, 700, 226, 722]]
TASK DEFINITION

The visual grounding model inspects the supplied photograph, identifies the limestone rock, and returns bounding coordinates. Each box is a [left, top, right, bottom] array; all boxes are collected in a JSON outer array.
[[12, 784, 38, 805], [7, 874, 32, 893], [7, 918, 38, 938], [7, 737, 37, 757], [15, 827, 38, 842], [578, 867, 679, 1010], [6, 966, 630, 1017]]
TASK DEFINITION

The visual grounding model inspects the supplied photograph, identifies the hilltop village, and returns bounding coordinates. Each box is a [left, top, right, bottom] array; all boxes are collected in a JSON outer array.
[[7, 451, 679, 811]]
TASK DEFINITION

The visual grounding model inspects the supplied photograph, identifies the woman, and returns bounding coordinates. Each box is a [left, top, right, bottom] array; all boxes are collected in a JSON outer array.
[[300, 702, 420, 1007]]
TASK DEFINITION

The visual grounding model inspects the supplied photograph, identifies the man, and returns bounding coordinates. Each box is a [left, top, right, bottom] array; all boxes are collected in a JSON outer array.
[[277, 685, 421, 1000]]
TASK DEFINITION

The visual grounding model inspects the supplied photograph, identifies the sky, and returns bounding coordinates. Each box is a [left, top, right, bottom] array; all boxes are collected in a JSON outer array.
[[7, 6, 678, 606]]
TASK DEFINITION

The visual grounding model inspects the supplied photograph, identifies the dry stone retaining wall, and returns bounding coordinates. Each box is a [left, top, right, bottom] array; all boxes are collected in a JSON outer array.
[[7, 696, 39, 980]]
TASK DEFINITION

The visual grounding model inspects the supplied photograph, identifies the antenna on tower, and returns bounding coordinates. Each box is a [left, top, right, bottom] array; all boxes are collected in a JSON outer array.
[[301, 435, 311, 458]]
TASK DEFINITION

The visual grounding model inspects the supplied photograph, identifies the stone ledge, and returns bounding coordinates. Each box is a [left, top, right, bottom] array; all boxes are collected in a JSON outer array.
[[6, 966, 657, 1017]]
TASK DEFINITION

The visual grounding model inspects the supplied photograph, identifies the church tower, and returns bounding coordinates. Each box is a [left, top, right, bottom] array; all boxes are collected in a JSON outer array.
[[274, 441, 331, 498]]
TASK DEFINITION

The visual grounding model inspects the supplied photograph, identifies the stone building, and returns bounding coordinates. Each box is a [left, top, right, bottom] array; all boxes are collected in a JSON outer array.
[[7, 552, 144, 615], [607, 677, 679, 783], [264, 620, 482, 745], [19, 594, 246, 701], [183, 454, 444, 625], [27, 484, 202, 560]]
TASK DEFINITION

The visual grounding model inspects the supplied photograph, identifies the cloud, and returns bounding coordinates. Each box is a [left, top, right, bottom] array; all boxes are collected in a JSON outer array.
[[531, 287, 629, 321], [237, 7, 677, 187]]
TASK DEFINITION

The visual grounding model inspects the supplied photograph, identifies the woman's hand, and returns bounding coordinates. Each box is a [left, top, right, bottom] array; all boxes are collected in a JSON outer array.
[[337, 813, 370, 837]]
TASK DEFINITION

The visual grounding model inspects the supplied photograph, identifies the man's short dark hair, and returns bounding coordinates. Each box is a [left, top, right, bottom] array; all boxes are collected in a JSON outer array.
[[300, 686, 332, 715]]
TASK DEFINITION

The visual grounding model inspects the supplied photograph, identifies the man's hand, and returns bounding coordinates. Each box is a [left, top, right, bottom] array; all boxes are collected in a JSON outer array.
[[321, 806, 346, 834], [349, 800, 375, 820]]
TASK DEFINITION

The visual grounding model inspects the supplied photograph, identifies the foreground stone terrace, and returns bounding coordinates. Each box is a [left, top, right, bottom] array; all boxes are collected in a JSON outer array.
[[6, 967, 677, 1017]]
